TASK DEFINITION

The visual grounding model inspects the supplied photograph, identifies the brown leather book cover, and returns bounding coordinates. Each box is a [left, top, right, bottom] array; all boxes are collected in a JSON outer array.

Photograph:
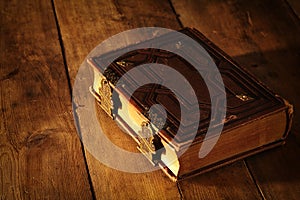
[[88, 28, 293, 181]]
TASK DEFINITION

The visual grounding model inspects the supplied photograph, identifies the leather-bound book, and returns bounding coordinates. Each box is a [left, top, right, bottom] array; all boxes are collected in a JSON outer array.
[[88, 28, 293, 181]]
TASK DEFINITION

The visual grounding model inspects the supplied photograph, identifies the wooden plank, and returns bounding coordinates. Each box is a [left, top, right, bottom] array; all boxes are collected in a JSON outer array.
[[247, 135, 300, 199], [171, 0, 300, 117], [53, 0, 181, 199], [287, 0, 300, 19], [53, 0, 262, 199], [172, 0, 300, 198], [178, 162, 261, 200], [53, 0, 181, 84], [0, 0, 92, 199]]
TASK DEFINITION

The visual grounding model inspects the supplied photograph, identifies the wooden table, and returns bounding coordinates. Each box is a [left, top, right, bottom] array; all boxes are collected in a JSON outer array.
[[1, 0, 299, 199]]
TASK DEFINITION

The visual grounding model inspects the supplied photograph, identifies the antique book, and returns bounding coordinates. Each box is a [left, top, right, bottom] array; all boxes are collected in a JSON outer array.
[[88, 28, 293, 181]]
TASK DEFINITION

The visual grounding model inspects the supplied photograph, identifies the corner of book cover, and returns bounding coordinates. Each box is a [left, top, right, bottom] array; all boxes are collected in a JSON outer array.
[[275, 94, 294, 140]]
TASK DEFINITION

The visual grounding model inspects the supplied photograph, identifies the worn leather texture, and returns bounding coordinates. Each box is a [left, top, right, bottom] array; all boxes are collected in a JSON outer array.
[[90, 28, 286, 145]]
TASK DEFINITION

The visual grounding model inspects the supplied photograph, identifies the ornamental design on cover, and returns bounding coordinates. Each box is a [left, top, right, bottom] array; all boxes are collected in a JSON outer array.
[[138, 122, 164, 165], [103, 67, 120, 85], [235, 94, 254, 101], [98, 77, 113, 117]]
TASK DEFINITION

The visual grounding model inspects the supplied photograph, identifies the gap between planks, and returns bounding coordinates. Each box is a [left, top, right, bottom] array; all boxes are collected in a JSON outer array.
[[50, 0, 97, 199], [168, 0, 264, 198]]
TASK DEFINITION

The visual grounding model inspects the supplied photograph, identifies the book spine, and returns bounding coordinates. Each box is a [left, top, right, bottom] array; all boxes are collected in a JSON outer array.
[[90, 66, 114, 118], [89, 64, 181, 180]]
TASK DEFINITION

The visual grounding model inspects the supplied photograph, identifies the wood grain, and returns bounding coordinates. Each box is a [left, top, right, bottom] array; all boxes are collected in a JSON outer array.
[[53, 0, 181, 84], [52, 0, 181, 199], [287, 0, 300, 19], [0, 0, 92, 199], [53, 0, 263, 199], [178, 162, 261, 200], [172, 0, 300, 198], [2, 0, 295, 199], [247, 135, 300, 199]]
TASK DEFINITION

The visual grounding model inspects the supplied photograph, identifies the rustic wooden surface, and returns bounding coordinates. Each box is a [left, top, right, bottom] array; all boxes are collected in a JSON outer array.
[[0, 0, 92, 199], [1, 0, 299, 199], [171, 0, 300, 199]]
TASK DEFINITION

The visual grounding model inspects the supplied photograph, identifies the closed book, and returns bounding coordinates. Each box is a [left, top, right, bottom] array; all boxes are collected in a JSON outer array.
[[88, 28, 293, 181]]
